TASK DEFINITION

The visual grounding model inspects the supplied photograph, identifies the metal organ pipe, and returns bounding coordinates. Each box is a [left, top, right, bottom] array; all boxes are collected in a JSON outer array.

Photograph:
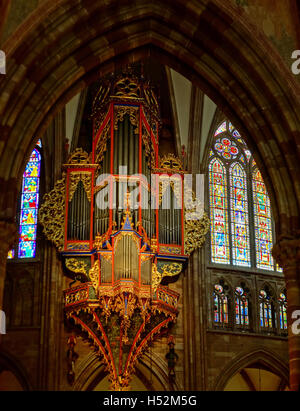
[[67, 181, 90, 241]]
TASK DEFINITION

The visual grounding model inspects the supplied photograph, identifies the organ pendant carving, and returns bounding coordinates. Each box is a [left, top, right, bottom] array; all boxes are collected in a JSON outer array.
[[39, 70, 209, 390]]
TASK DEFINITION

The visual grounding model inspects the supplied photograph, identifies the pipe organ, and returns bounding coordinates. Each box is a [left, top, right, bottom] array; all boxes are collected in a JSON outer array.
[[39, 71, 209, 390]]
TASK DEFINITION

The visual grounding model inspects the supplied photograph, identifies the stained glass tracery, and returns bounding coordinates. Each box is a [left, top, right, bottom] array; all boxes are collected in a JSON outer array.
[[259, 289, 273, 329], [18, 147, 41, 258], [214, 284, 228, 324], [215, 121, 227, 136], [252, 168, 273, 270], [230, 163, 250, 267], [8, 143, 42, 260], [209, 121, 279, 272], [278, 293, 287, 330], [209, 159, 230, 264], [215, 138, 239, 160], [235, 287, 249, 326]]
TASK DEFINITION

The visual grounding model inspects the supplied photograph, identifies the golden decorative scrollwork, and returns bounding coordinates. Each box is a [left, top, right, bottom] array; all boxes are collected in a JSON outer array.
[[114, 293, 138, 344], [151, 262, 183, 292], [67, 148, 91, 165], [114, 293, 137, 319], [150, 238, 158, 253], [39, 174, 66, 250], [65, 288, 88, 305], [110, 375, 131, 391], [159, 154, 183, 172], [113, 76, 141, 99], [142, 126, 155, 168], [159, 175, 182, 206], [89, 260, 100, 293], [184, 211, 210, 255], [92, 84, 111, 132], [65, 259, 88, 276], [140, 254, 152, 263], [68, 172, 92, 202], [95, 121, 111, 166], [143, 84, 159, 119], [99, 296, 113, 323], [114, 106, 139, 134], [184, 186, 210, 255], [94, 233, 105, 250]]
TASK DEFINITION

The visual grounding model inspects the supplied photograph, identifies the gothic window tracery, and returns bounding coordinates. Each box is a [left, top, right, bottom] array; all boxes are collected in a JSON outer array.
[[209, 158, 230, 265], [259, 288, 274, 330], [278, 292, 288, 331], [213, 283, 229, 325], [209, 121, 280, 272], [235, 286, 250, 328]]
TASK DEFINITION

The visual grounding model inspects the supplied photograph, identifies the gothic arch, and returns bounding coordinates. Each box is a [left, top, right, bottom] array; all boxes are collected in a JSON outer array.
[[0, 349, 33, 390], [72, 352, 108, 391], [214, 348, 289, 391], [258, 282, 277, 301], [0, 0, 299, 240], [73, 351, 172, 391]]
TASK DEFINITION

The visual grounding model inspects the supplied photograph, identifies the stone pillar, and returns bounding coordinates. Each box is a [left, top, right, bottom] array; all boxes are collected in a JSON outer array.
[[0, 220, 18, 310], [273, 235, 300, 391], [183, 247, 208, 390]]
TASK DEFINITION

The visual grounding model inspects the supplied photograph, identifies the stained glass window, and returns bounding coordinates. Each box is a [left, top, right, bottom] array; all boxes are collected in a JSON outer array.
[[209, 120, 280, 272], [245, 150, 251, 162], [18, 147, 41, 258], [215, 121, 227, 136], [7, 142, 42, 260], [215, 138, 239, 160], [230, 164, 250, 267], [252, 168, 273, 270], [214, 284, 228, 324], [278, 293, 287, 330], [235, 287, 249, 326], [259, 289, 273, 329], [209, 159, 230, 264]]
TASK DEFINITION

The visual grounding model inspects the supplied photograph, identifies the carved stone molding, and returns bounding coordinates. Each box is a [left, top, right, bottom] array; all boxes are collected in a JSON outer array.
[[272, 235, 300, 272]]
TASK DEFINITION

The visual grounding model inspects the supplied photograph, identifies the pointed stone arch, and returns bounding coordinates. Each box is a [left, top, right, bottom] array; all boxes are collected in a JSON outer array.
[[0, 349, 33, 390], [214, 347, 289, 391], [72, 351, 173, 391]]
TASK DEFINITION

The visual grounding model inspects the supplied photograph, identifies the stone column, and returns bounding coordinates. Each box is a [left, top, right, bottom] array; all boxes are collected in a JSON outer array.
[[183, 247, 208, 390], [273, 235, 300, 391], [0, 220, 18, 310]]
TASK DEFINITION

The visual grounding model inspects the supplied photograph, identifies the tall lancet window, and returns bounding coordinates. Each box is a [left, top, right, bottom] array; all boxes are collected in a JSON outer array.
[[230, 163, 250, 267], [235, 286, 249, 328], [278, 292, 288, 331], [208, 121, 281, 272], [8, 140, 42, 259], [209, 158, 230, 265], [252, 167, 273, 270], [214, 284, 229, 324], [259, 289, 274, 330]]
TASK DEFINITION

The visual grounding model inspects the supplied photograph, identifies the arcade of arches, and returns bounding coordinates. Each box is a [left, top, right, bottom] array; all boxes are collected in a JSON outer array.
[[0, 0, 300, 391]]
